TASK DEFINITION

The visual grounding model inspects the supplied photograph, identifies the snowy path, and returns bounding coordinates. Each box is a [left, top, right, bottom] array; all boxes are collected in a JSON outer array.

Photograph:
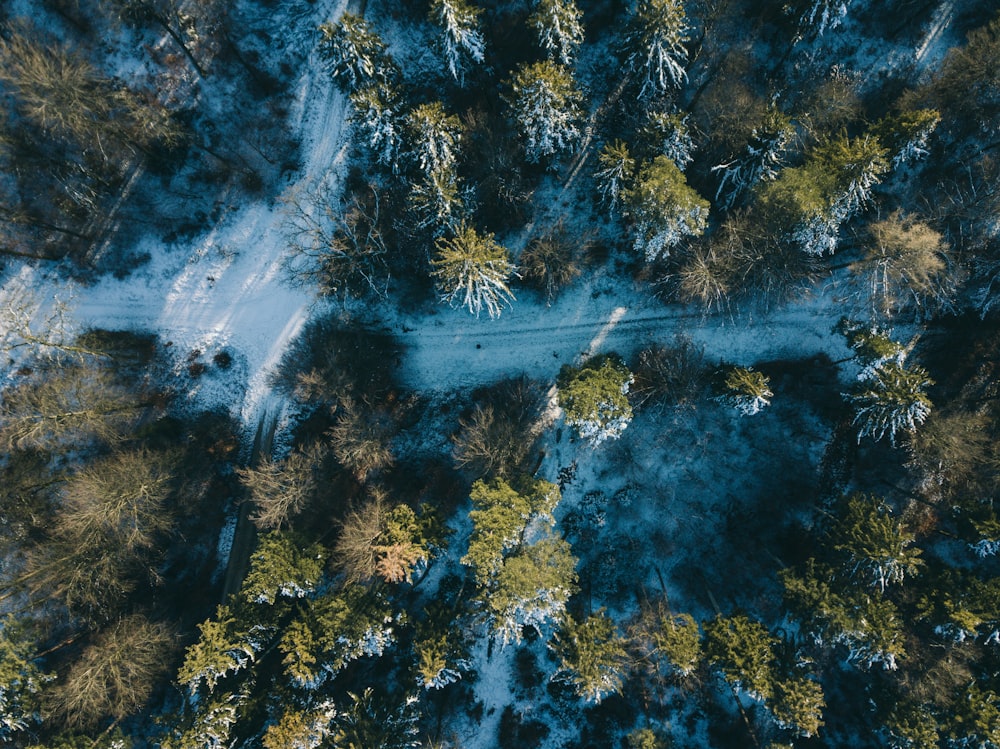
[[397, 278, 850, 393]]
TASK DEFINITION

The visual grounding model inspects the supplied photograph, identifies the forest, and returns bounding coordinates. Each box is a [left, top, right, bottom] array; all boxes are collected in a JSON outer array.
[[1, 0, 1000, 747]]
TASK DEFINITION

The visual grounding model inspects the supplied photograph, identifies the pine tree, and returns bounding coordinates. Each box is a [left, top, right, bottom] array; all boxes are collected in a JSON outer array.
[[886, 702, 940, 749], [714, 365, 773, 416], [551, 609, 629, 702], [262, 703, 337, 749], [239, 532, 325, 605], [331, 688, 420, 749], [350, 82, 403, 170], [406, 102, 462, 177], [621, 0, 690, 99], [430, 223, 517, 318], [177, 606, 260, 698], [594, 140, 635, 213], [0, 619, 49, 740], [557, 354, 634, 446], [850, 360, 933, 446], [483, 535, 577, 645], [813, 132, 890, 217], [629, 155, 709, 261], [429, 0, 485, 84], [875, 109, 940, 167], [843, 595, 906, 671], [642, 112, 695, 170], [529, 0, 585, 66], [462, 477, 560, 585], [704, 614, 777, 701], [771, 676, 826, 738], [505, 60, 584, 163], [408, 166, 464, 233], [712, 109, 794, 209], [948, 685, 1000, 749], [831, 494, 923, 593], [279, 586, 396, 688], [161, 688, 248, 749], [414, 629, 469, 690], [318, 13, 394, 92], [632, 604, 702, 677]]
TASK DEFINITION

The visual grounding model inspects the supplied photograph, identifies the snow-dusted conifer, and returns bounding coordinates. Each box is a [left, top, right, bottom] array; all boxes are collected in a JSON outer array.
[[262, 703, 337, 749], [408, 166, 464, 234], [406, 102, 462, 177], [239, 531, 325, 606], [594, 140, 634, 213], [772, 676, 826, 738], [841, 596, 905, 671], [704, 614, 777, 701], [875, 109, 940, 167], [318, 13, 394, 92], [622, 0, 690, 99], [714, 365, 772, 416], [815, 133, 890, 217], [791, 0, 854, 39], [629, 155, 709, 261], [831, 494, 923, 592], [529, 0, 585, 66], [429, 0, 485, 84], [350, 82, 403, 170], [177, 606, 261, 699], [162, 688, 248, 749], [642, 111, 695, 169], [485, 535, 578, 646], [839, 321, 907, 380], [430, 223, 517, 318], [551, 610, 629, 703], [414, 630, 470, 690], [713, 109, 794, 209], [332, 688, 420, 749], [0, 620, 49, 740], [557, 354, 634, 446], [850, 360, 933, 446], [505, 60, 584, 163]]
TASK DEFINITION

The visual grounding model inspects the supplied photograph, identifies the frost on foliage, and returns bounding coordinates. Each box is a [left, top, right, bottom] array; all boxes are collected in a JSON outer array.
[[0, 620, 49, 740], [529, 0, 585, 66], [713, 109, 793, 209], [505, 60, 584, 162], [350, 83, 403, 170], [280, 586, 397, 689], [406, 102, 462, 177], [850, 361, 932, 446], [263, 702, 337, 749], [240, 532, 324, 606], [558, 355, 634, 446], [622, 0, 690, 99], [163, 688, 249, 749], [483, 536, 578, 647], [820, 134, 891, 218], [876, 109, 940, 168], [414, 632, 471, 690], [840, 322, 907, 381], [973, 539, 1000, 558], [178, 607, 264, 699], [594, 140, 634, 213], [318, 14, 393, 92], [429, 0, 485, 84], [630, 155, 709, 261], [431, 224, 516, 318], [791, 0, 854, 39], [643, 112, 695, 169], [409, 167, 463, 234], [714, 365, 772, 416]]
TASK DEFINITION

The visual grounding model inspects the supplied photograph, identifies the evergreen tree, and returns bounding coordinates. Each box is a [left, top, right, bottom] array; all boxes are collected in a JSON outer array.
[[886, 703, 940, 749], [279, 586, 396, 688], [240, 531, 325, 605], [789, 0, 854, 39], [704, 614, 777, 701], [948, 685, 1000, 749], [505, 60, 584, 163], [771, 676, 826, 738], [632, 605, 702, 678], [850, 360, 933, 446], [318, 13, 394, 92], [408, 166, 464, 233], [642, 112, 695, 170], [161, 688, 247, 749], [331, 688, 420, 749], [551, 609, 629, 702], [462, 477, 560, 585], [843, 595, 906, 671], [529, 0, 585, 66], [177, 605, 261, 698], [830, 495, 923, 592], [780, 560, 854, 645], [484, 535, 578, 645], [430, 223, 517, 319], [813, 133, 890, 217], [557, 354, 634, 446], [875, 109, 940, 167], [350, 82, 404, 170], [262, 703, 337, 749], [0, 619, 49, 740], [406, 102, 462, 177], [621, 0, 690, 99], [714, 365, 773, 416], [713, 109, 794, 209], [429, 0, 485, 84], [629, 155, 709, 261], [594, 140, 635, 213]]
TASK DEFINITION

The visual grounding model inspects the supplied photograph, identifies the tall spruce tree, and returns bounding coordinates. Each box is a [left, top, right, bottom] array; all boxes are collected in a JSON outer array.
[[318, 13, 394, 92], [430, 224, 517, 318], [505, 60, 584, 163], [529, 0, 585, 66], [621, 0, 690, 99], [429, 0, 485, 84], [629, 155, 709, 261]]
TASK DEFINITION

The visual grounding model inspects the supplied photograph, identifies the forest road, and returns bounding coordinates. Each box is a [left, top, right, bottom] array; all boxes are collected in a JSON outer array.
[[397, 286, 851, 393]]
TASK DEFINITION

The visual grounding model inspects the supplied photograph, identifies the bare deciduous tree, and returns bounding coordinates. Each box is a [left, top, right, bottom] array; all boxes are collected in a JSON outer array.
[[237, 443, 324, 531], [327, 399, 395, 483]]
